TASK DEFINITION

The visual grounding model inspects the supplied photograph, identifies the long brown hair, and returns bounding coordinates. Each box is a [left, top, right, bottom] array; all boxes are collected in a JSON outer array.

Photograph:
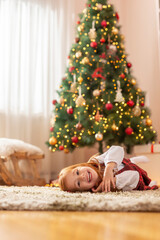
[[58, 161, 103, 192]]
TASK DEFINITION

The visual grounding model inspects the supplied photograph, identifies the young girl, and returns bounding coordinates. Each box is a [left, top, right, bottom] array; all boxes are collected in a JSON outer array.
[[56, 146, 158, 193]]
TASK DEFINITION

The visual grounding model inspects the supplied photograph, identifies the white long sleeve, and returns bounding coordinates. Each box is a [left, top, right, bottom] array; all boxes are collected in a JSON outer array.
[[95, 146, 124, 168], [116, 171, 139, 191], [130, 156, 149, 164]]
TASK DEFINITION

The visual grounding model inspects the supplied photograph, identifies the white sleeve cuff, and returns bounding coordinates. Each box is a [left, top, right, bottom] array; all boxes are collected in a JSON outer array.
[[130, 156, 149, 164], [116, 170, 139, 191], [104, 146, 124, 167]]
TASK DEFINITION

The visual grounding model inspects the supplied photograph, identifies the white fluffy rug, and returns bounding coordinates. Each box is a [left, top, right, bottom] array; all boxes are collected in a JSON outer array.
[[0, 186, 160, 212]]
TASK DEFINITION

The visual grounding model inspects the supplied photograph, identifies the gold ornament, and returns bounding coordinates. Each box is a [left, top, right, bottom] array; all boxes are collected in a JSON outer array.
[[93, 89, 100, 97], [137, 88, 142, 93], [82, 57, 90, 65], [111, 121, 118, 131], [112, 28, 118, 35], [78, 76, 83, 84], [70, 82, 77, 92], [146, 118, 152, 126], [120, 43, 125, 49], [78, 24, 84, 32], [133, 105, 141, 116], [64, 149, 69, 154], [49, 136, 57, 145], [124, 67, 128, 74], [75, 51, 82, 58], [76, 95, 86, 107], [131, 79, 136, 85], [95, 132, 103, 141], [59, 96, 65, 105]]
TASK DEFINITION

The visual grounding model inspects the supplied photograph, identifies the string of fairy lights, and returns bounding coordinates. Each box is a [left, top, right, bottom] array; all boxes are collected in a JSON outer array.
[[47, 0, 156, 153]]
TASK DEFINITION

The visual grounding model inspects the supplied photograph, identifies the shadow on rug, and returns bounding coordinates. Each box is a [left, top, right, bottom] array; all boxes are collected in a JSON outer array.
[[0, 186, 160, 212]]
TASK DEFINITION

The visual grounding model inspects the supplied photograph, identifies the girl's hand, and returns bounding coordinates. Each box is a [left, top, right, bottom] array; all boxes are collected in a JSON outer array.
[[92, 162, 116, 193], [102, 164, 116, 192], [91, 182, 103, 193]]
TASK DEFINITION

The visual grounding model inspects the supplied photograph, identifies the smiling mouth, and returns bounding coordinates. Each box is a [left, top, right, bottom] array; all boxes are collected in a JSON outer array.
[[88, 171, 92, 182]]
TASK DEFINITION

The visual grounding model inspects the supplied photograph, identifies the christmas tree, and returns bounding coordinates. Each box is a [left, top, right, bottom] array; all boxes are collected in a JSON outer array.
[[47, 0, 156, 154]]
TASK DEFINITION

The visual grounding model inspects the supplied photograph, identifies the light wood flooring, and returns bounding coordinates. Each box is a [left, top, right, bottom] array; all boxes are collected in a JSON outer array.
[[0, 211, 160, 240]]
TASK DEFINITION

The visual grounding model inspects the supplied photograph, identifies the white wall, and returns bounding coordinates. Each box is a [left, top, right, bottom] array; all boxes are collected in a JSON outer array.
[[110, 0, 160, 141]]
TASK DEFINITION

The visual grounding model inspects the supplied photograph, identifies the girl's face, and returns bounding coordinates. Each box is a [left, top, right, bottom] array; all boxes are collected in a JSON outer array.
[[63, 166, 99, 192]]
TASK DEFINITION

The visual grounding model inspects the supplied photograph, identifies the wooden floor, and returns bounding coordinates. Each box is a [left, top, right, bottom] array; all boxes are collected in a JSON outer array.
[[0, 211, 160, 240]]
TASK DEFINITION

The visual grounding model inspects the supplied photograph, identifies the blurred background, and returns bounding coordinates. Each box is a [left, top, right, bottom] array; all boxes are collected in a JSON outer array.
[[0, 0, 159, 182]]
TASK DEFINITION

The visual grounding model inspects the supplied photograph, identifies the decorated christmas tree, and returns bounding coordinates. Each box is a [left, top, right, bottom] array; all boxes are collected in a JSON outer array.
[[46, 0, 156, 154]]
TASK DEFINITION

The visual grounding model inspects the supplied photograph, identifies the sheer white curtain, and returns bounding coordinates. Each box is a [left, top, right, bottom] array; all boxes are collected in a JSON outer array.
[[0, 0, 78, 180]]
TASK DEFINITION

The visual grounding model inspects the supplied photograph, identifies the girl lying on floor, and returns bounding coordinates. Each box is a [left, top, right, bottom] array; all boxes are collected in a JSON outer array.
[[53, 146, 158, 193]]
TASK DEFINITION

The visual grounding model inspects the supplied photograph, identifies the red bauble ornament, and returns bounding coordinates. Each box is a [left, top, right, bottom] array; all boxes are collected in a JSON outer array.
[[67, 107, 74, 114], [125, 127, 133, 135], [100, 38, 105, 43], [127, 62, 132, 68], [90, 42, 98, 48], [72, 136, 79, 144], [140, 102, 144, 107], [105, 102, 113, 110], [69, 66, 75, 72], [52, 99, 57, 105], [101, 20, 107, 28], [77, 21, 80, 24], [120, 73, 125, 79], [50, 127, 54, 132], [99, 53, 107, 59], [76, 122, 83, 130], [75, 37, 80, 43], [116, 12, 119, 21], [127, 100, 135, 107], [59, 145, 64, 151]]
